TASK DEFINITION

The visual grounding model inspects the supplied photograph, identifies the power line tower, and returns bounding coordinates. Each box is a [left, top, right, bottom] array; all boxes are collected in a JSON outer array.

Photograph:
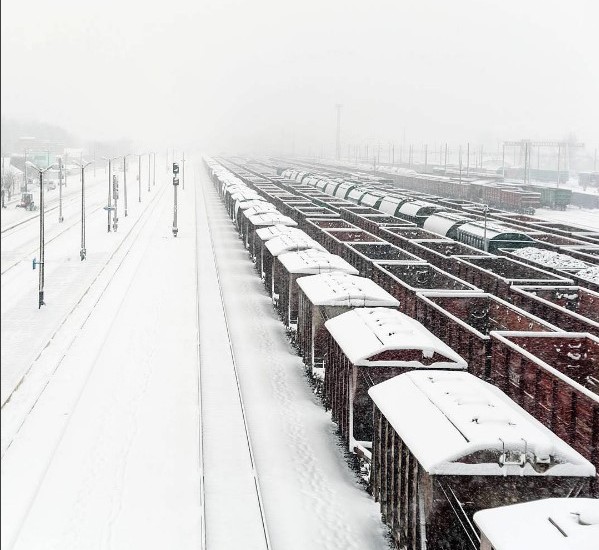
[[503, 139, 584, 185], [335, 104, 342, 160]]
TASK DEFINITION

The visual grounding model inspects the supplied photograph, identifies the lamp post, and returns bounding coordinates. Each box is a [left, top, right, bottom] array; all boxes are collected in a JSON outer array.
[[137, 153, 143, 203], [74, 160, 92, 260], [28, 161, 56, 308], [123, 154, 132, 216], [102, 156, 120, 232]]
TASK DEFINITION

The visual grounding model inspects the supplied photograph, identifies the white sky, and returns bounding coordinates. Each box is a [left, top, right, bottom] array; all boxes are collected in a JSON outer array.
[[2, 0, 598, 154]]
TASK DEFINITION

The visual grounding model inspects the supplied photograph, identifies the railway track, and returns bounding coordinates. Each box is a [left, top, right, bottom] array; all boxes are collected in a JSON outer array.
[[194, 168, 271, 550], [1, 190, 94, 236], [1, 182, 168, 457], [0, 196, 107, 276]]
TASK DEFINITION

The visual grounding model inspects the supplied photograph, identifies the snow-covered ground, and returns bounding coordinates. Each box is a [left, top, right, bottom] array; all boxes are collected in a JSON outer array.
[[534, 207, 599, 231], [1, 159, 391, 550]]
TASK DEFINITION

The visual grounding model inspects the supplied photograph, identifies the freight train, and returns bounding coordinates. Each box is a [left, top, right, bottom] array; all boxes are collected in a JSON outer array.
[[205, 156, 599, 550]]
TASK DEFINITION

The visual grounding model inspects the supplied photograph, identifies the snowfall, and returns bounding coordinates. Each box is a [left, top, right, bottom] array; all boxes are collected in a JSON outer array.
[[1, 160, 598, 550]]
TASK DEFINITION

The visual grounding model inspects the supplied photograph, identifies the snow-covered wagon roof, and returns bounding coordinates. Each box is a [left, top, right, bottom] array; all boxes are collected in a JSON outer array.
[[378, 196, 405, 216], [255, 225, 307, 242], [247, 213, 298, 228], [265, 233, 325, 257], [457, 221, 533, 241], [359, 192, 384, 207], [423, 212, 470, 237], [297, 273, 399, 307], [368, 371, 596, 476], [325, 307, 467, 368], [474, 498, 599, 550], [398, 200, 438, 217], [242, 203, 279, 219], [278, 250, 358, 275]]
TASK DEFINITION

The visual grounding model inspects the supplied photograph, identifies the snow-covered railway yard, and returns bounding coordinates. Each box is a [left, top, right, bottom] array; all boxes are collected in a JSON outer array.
[[2, 154, 598, 550], [1, 163, 389, 550]]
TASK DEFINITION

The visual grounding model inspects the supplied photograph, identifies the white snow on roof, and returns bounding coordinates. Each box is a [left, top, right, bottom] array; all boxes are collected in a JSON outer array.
[[474, 498, 599, 550], [255, 225, 307, 242], [378, 196, 404, 216], [277, 250, 359, 275], [423, 212, 470, 237], [398, 200, 437, 216], [247, 213, 298, 227], [458, 221, 532, 240], [243, 203, 279, 219], [297, 272, 399, 306], [265, 233, 325, 257], [368, 371, 595, 476], [325, 307, 467, 368], [360, 193, 383, 207]]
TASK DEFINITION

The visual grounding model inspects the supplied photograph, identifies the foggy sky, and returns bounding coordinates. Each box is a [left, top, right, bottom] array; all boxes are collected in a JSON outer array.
[[2, 0, 598, 155]]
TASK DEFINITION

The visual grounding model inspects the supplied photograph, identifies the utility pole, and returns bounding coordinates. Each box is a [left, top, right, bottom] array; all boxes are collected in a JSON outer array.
[[424, 144, 428, 173], [459, 145, 463, 184], [64, 152, 68, 187], [153, 152, 156, 187], [502, 143, 506, 179], [74, 160, 92, 260], [172, 162, 179, 236], [335, 104, 342, 161], [29, 161, 55, 308], [58, 156, 64, 222], [102, 156, 119, 232], [112, 171, 119, 231], [466, 143, 470, 176], [148, 153, 152, 192], [123, 154, 130, 216], [182, 151, 185, 190], [557, 144, 561, 188]]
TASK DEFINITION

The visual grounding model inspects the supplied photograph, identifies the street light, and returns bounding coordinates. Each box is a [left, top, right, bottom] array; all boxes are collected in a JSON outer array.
[[73, 160, 93, 260], [136, 153, 144, 203], [102, 156, 120, 232], [28, 161, 57, 308], [123, 154, 133, 216]]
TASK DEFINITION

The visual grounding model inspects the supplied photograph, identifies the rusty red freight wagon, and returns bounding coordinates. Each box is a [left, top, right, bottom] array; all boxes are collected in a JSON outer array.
[[508, 285, 599, 336], [243, 211, 297, 252], [263, 232, 325, 299], [296, 273, 399, 380], [253, 225, 309, 277], [369, 371, 596, 550], [454, 255, 573, 301], [415, 291, 561, 379], [372, 262, 480, 317], [324, 308, 467, 455], [407, 239, 492, 272], [273, 250, 358, 331], [319, 228, 383, 258], [489, 331, 599, 493]]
